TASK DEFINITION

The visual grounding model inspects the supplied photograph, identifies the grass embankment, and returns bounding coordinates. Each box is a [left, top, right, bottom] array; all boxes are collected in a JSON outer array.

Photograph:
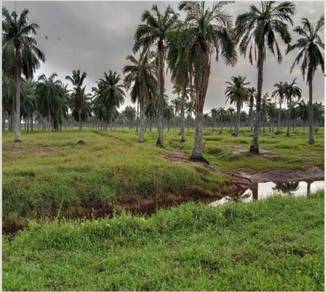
[[4, 193, 324, 291], [3, 128, 324, 228]]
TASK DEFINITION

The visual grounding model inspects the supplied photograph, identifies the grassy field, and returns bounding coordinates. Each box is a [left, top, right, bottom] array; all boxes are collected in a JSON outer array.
[[4, 193, 324, 290], [3, 127, 324, 229]]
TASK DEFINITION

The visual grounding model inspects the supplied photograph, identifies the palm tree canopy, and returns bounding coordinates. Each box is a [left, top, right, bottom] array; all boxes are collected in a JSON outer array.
[[93, 70, 126, 122], [178, 1, 237, 66], [284, 78, 302, 104], [2, 7, 45, 78], [36, 73, 69, 120], [272, 81, 287, 103], [123, 51, 157, 104], [225, 75, 250, 108], [236, 1, 295, 64], [287, 16, 324, 82], [65, 69, 87, 87], [133, 4, 178, 53]]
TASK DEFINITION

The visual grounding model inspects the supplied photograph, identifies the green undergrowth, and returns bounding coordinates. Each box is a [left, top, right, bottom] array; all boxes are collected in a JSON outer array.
[[3, 128, 323, 224], [3, 192, 324, 290]]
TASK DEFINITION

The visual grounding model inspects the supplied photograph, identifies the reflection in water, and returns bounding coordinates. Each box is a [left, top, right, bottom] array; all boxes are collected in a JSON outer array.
[[210, 180, 324, 206], [273, 181, 299, 194]]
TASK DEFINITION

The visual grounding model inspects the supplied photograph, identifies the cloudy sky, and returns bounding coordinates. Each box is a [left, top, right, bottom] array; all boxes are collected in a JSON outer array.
[[4, 1, 325, 112]]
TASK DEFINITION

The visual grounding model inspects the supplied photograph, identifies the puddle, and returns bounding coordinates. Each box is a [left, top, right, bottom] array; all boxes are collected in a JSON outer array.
[[210, 180, 324, 206]]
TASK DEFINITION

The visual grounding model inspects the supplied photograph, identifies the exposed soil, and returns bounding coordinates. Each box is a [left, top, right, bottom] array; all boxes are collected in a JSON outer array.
[[234, 162, 324, 183], [164, 151, 191, 163], [3, 144, 56, 155], [230, 148, 279, 159], [4, 184, 247, 235]]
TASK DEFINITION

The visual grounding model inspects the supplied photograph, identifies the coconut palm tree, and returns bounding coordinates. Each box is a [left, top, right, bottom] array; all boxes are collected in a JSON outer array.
[[123, 52, 157, 142], [167, 26, 194, 142], [284, 79, 302, 136], [265, 101, 278, 132], [247, 87, 256, 132], [287, 16, 324, 144], [21, 79, 37, 131], [122, 106, 136, 129], [296, 100, 308, 130], [133, 5, 178, 147], [2, 8, 45, 141], [70, 86, 92, 131], [2, 75, 16, 131], [272, 81, 287, 134], [65, 70, 88, 131], [178, 1, 236, 161], [93, 71, 126, 129], [36, 73, 69, 131], [225, 75, 250, 136], [145, 99, 157, 132], [236, 1, 295, 153], [261, 93, 271, 133]]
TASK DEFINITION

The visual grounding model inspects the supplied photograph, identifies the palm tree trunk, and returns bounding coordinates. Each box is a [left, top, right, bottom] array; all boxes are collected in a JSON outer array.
[[14, 50, 22, 142], [277, 99, 282, 133], [250, 47, 264, 154], [156, 41, 165, 147], [10, 98, 15, 131], [2, 111, 5, 132], [308, 78, 314, 144], [191, 53, 210, 162], [249, 98, 253, 132], [30, 114, 34, 131], [236, 102, 240, 136], [79, 111, 82, 131], [136, 101, 139, 133], [48, 108, 52, 132], [286, 105, 290, 137], [180, 97, 185, 142], [139, 100, 145, 143]]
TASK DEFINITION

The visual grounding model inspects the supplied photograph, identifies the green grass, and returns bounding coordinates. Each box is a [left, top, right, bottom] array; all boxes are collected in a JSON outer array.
[[4, 193, 324, 291], [3, 127, 324, 226]]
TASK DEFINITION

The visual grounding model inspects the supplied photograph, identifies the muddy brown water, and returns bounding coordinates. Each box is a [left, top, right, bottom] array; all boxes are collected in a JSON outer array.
[[210, 180, 324, 206]]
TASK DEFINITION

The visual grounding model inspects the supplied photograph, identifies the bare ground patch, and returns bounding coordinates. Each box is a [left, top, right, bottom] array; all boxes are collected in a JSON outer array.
[[3, 144, 56, 155], [231, 162, 324, 183], [230, 147, 279, 159]]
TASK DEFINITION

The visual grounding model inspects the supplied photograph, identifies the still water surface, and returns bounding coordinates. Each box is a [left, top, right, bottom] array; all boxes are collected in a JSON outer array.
[[210, 180, 324, 206]]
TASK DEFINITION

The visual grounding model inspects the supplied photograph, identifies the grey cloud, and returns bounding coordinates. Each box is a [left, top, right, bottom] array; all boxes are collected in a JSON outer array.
[[4, 1, 325, 113]]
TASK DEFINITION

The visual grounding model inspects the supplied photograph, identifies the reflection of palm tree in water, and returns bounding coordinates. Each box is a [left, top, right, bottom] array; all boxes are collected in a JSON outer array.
[[307, 181, 311, 195], [273, 181, 299, 195]]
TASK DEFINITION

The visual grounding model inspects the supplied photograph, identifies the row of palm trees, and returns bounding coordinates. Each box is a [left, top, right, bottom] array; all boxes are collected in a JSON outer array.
[[2, 2, 324, 161], [129, 1, 324, 160]]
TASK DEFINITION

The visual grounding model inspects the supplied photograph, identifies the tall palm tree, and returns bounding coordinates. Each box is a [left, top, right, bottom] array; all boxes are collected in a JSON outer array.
[[179, 1, 236, 161], [225, 75, 250, 136], [261, 93, 271, 133], [284, 79, 302, 136], [236, 1, 295, 153], [93, 70, 125, 129], [133, 5, 178, 147], [296, 100, 308, 130], [287, 16, 324, 144], [167, 26, 194, 142], [123, 52, 157, 142], [272, 81, 287, 134], [21, 79, 37, 131], [65, 69, 88, 131], [2, 75, 15, 131], [36, 73, 69, 131], [2, 8, 45, 141], [247, 87, 256, 132], [70, 86, 91, 131]]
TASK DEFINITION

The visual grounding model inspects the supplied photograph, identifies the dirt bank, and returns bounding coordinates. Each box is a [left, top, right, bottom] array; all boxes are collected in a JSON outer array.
[[235, 163, 324, 183]]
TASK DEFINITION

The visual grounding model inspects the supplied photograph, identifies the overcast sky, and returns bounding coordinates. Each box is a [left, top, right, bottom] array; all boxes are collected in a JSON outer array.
[[4, 1, 325, 112]]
